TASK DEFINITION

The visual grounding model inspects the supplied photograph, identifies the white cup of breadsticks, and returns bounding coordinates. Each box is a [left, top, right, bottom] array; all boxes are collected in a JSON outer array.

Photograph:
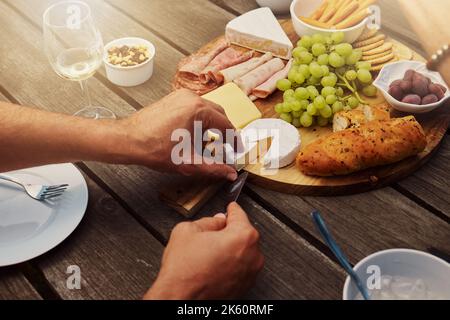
[[291, 0, 374, 44]]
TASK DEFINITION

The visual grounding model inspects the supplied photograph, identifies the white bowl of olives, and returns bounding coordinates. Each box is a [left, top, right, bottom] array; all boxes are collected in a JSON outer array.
[[373, 61, 450, 114]]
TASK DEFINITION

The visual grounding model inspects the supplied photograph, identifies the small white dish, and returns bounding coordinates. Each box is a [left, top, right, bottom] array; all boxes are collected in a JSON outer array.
[[103, 37, 156, 87], [343, 249, 450, 300], [373, 61, 450, 114], [256, 0, 293, 14], [0, 164, 88, 266], [290, 0, 368, 44]]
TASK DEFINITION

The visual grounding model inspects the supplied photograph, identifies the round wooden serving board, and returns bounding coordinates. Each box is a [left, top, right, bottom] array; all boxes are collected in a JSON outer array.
[[176, 20, 450, 196]]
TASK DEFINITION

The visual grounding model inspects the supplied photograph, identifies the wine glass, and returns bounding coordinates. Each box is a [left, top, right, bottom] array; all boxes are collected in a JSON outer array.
[[43, 1, 115, 119]]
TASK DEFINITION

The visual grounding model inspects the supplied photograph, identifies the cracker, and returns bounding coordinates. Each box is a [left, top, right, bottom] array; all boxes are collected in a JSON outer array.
[[365, 52, 395, 65], [371, 57, 398, 71], [359, 40, 386, 52], [393, 44, 413, 60], [353, 34, 386, 48], [361, 50, 393, 61], [363, 43, 394, 56], [356, 28, 379, 42]]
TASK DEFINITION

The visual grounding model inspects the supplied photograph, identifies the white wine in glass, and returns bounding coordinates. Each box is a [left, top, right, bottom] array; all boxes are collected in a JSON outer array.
[[43, 1, 115, 119]]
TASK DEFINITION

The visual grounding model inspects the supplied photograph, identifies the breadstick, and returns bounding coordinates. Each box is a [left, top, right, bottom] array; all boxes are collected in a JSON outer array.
[[319, 0, 338, 22], [334, 8, 369, 29], [332, 1, 359, 25], [300, 17, 331, 29], [328, 0, 352, 24], [359, 0, 377, 9]]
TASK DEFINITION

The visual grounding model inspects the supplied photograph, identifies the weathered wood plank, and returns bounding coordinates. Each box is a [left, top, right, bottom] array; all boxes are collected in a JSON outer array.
[[0, 0, 134, 118], [1, 89, 164, 300], [0, 92, 42, 300], [0, 92, 9, 101], [197, 194, 345, 299], [4, 0, 447, 300], [397, 137, 450, 218], [82, 163, 345, 299], [210, 0, 258, 15], [105, 0, 235, 54], [31, 173, 165, 300], [6, 0, 185, 107], [247, 184, 450, 265], [0, 268, 42, 300], [0, 1, 346, 299]]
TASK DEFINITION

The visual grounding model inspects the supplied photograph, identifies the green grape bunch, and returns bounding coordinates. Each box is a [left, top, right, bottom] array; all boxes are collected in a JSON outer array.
[[275, 32, 378, 128]]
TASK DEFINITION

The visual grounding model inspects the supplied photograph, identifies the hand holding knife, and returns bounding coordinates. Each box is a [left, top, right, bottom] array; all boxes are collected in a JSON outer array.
[[223, 172, 248, 213]]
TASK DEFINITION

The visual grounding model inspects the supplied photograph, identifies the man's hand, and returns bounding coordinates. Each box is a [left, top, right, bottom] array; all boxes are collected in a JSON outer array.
[[0, 90, 237, 179], [144, 202, 264, 300], [122, 89, 238, 181]]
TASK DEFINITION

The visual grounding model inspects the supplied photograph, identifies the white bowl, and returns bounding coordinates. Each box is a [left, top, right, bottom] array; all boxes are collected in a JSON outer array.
[[290, 0, 368, 44], [343, 249, 450, 300], [256, 0, 293, 14], [373, 61, 450, 114], [103, 37, 156, 87]]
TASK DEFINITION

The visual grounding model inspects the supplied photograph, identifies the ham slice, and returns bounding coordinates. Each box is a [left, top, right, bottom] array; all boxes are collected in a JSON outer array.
[[234, 58, 285, 95], [199, 48, 253, 84], [173, 74, 218, 95], [179, 38, 228, 79], [252, 59, 293, 99], [220, 52, 273, 84]]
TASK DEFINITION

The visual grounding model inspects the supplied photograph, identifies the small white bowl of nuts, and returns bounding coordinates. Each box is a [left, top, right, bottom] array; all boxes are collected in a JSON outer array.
[[104, 37, 155, 87]]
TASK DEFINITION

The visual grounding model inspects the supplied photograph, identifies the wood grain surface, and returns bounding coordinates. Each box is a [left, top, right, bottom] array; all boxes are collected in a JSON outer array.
[[0, 267, 42, 300]]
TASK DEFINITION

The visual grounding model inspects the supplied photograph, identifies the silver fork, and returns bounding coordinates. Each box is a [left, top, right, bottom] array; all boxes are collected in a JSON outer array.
[[0, 174, 68, 201]]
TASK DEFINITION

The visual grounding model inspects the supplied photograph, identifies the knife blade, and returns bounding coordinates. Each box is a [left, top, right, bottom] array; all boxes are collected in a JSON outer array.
[[223, 171, 248, 208]]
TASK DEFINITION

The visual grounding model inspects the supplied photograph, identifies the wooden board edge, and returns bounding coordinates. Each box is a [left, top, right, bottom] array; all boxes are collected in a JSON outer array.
[[247, 136, 447, 196]]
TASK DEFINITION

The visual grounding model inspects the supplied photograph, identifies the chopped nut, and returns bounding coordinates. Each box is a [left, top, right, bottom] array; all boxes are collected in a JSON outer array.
[[107, 44, 151, 67]]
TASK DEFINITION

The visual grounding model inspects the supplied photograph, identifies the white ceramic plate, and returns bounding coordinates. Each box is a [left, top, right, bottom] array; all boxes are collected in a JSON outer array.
[[0, 164, 88, 266]]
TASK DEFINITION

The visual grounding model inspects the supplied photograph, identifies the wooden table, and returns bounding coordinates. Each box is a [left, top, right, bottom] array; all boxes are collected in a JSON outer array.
[[0, 0, 449, 300]]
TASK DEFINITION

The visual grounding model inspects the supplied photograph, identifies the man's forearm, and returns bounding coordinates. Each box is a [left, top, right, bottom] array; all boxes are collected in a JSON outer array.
[[0, 101, 133, 172]]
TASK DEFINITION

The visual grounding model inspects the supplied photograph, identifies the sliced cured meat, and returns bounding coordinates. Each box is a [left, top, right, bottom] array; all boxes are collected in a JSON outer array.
[[173, 74, 218, 95], [220, 52, 273, 84], [178, 38, 228, 78], [234, 58, 285, 95], [199, 48, 253, 84], [252, 59, 293, 99]]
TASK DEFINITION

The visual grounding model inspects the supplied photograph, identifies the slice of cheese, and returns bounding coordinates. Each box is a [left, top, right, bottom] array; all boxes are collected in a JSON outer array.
[[225, 7, 293, 60], [202, 83, 262, 129]]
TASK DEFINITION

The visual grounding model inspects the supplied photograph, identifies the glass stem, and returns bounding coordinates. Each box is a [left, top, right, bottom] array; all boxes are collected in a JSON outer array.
[[79, 79, 92, 107]]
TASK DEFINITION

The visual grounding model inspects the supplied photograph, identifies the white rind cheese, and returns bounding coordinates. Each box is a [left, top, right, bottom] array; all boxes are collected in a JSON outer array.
[[225, 119, 301, 169], [225, 7, 293, 60]]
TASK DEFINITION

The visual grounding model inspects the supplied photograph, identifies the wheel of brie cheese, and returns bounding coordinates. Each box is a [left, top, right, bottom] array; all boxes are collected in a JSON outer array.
[[225, 119, 301, 169]]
